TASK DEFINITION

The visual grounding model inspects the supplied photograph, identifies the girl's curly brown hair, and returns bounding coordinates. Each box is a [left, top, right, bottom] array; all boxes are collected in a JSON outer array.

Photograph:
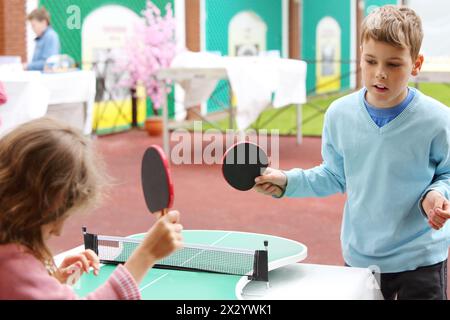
[[0, 117, 107, 266]]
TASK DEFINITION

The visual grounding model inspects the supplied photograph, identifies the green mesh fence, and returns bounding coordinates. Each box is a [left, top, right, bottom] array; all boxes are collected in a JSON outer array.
[[37, 0, 289, 133], [204, 0, 284, 114]]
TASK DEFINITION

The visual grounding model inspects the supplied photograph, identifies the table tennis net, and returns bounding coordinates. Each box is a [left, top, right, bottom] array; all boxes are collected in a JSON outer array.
[[82, 227, 268, 281]]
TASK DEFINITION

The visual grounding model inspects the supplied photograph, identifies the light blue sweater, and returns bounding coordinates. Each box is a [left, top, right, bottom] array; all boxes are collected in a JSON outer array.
[[284, 88, 450, 273]]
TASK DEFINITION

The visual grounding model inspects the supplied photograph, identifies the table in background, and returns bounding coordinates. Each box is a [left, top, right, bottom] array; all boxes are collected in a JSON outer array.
[[0, 71, 48, 136], [157, 54, 307, 156], [0, 70, 95, 135], [42, 70, 96, 135]]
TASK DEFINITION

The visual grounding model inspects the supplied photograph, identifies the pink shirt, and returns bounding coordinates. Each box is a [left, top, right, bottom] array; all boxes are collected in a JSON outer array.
[[0, 244, 141, 300]]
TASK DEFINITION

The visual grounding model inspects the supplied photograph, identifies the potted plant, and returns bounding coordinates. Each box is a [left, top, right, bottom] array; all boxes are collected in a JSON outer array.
[[118, 0, 176, 136]]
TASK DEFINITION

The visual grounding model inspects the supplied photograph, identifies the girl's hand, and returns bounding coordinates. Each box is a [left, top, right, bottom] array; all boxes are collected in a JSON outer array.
[[140, 210, 183, 262], [54, 249, 100, 284], [124, 210, 183, 285]]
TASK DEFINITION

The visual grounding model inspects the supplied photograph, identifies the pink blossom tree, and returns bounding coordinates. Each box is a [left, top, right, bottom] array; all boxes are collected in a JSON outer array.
[[119, 0, 176, 117]]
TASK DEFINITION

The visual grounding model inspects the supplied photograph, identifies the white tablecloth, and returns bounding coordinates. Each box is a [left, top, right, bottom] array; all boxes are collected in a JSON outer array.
[[240, 263, 384, 300], [0, 72, 49, 136], [42, 71, 96, 135], [166, 52, 307, 130], [0, 70, 96, 136]]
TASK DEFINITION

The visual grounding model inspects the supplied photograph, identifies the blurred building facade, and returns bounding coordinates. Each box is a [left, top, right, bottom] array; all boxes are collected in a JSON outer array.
[[0, 0, 27, 61]]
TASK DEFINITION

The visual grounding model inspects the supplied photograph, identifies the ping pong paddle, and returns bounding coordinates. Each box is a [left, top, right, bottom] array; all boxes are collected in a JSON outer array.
[[141, 145, 174, 216], [222, 141, 269, 191]]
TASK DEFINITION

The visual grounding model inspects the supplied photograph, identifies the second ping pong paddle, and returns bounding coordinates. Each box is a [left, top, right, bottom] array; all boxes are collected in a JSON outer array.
[[222, 141, 269, 191], [141, 145, 174, 216]]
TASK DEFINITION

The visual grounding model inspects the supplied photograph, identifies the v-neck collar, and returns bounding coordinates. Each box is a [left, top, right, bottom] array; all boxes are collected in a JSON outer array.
[[358, 88, 420, 134]]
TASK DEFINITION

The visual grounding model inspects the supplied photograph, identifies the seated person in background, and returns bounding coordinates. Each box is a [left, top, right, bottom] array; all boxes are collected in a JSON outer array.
[[24, 7, 61, 71]]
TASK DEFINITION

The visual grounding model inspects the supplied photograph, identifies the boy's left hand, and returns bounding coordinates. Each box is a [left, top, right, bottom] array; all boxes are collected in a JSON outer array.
[[421, 190, 450, 230], [54, 249, 100, 284]]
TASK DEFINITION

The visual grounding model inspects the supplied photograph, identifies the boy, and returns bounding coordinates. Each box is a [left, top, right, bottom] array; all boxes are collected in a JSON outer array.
[[255, 5, 449, 300], [25, 7, 60, 71]]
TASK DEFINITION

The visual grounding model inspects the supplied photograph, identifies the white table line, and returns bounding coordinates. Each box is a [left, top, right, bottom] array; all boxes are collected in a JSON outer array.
[[139, 273, 169, 292]]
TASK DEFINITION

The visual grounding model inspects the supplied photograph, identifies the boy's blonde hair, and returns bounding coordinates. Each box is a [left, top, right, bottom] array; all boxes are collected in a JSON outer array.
[[0, 117, 107, 267], [361, 5, 423, 60]]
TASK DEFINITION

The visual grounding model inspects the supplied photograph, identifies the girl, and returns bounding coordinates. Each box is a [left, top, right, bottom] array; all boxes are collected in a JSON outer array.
[[0, 117, 183, 299]]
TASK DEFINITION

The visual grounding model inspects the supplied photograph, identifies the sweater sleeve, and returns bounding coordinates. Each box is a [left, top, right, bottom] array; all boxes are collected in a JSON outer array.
[[0, 250, 141, 300], [284, 108, 346, 198], [84, 265, 141, 300], [26, 59, 46, 71], [418, 124, 450, 216]]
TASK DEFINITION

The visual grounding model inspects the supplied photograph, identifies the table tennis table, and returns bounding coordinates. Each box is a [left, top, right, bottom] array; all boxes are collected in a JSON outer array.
[[55, 230, 383, 300], [67, 230, 305, 299]]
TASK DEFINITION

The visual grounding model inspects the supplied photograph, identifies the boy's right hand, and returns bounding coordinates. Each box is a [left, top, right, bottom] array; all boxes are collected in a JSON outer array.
[[253, 167, 287, 198], [421, 191, 450, 230]]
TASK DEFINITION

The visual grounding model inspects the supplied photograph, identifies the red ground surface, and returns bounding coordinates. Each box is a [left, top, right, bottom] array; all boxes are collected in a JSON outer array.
[[50, 130, 345, 264], [48, 129, 449, 296]]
